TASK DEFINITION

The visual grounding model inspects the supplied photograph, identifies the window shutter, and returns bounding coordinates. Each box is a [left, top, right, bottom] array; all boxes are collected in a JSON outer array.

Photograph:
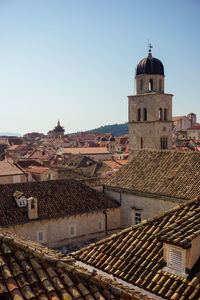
[[168, 248, 183, 271]]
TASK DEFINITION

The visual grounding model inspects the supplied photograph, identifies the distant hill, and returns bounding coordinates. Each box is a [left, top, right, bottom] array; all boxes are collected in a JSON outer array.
[[73, 122, 128, 136], [0, 132, 22, 137]]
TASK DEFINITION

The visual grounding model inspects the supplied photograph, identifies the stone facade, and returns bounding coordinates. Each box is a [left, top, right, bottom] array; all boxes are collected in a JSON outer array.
[[6, 207, 121, 247], [104, 186, 180, 228], [0, 174, 28, 184]]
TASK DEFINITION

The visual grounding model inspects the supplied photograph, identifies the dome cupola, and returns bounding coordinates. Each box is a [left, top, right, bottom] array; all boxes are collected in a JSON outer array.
[[135, 45, 165, 95], [136, 45, 164, 76]]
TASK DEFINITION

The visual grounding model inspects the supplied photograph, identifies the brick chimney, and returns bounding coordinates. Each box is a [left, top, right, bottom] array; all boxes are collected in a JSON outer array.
[[27, 197, 38, 220]]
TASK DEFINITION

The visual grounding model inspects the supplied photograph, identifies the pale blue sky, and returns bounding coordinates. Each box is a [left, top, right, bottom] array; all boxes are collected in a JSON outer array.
[[0, 0, 199, 134]]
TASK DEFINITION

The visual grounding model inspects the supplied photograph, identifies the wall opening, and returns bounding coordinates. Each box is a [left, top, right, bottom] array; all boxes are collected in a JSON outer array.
[[159, 108, 163, 121], [149, 79, 153, 91], [143, 108, 147, 121], [140, 137, 143, 149], [164, 108, 167, 121], [137, 108, 141, 121], [161, 137, 168, 149]]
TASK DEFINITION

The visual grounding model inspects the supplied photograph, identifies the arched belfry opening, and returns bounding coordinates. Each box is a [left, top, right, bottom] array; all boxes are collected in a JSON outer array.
[[149, 79, 153, 91]]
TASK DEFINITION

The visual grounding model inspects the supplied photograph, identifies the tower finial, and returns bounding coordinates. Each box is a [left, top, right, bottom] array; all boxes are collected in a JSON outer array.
[[148, 43, 153, 57]]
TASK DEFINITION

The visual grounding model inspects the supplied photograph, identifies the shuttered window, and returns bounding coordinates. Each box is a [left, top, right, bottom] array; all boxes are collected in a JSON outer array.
[[168, 248, 184, 272]]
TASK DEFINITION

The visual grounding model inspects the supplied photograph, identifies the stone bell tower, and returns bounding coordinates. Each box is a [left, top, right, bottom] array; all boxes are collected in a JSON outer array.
[[128, 45, 173, 153]]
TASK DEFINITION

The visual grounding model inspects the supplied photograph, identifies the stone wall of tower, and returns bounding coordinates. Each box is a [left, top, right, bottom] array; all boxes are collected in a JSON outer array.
[[128, 84, 173, 152]]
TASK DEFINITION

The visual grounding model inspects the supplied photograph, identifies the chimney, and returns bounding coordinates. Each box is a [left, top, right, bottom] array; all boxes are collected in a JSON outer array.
[[27, 197, 38, 220]]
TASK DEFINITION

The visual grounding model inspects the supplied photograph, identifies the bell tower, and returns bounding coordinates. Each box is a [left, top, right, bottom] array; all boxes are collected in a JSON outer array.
[[128, 45, 173, 153]]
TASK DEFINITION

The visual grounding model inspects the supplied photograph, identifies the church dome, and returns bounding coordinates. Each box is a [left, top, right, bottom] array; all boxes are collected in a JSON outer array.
[[54, 121, 64, 132], [136, 50, 164, 76]]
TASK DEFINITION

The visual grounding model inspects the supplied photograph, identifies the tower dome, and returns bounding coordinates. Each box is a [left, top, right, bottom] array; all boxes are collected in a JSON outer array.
[[136, 48, 164, 76]]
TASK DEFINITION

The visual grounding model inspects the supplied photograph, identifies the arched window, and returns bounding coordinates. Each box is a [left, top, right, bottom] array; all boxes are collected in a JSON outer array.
[[140, 79, 143, 91], [149, 79, 153, 91], [137, 108, 141, 121], [143, 108, 147, 121], [159, 108, 163, 121], [140, 137, 143, 149], [159, 79, 162, 91], [164, 108, 167, 121]]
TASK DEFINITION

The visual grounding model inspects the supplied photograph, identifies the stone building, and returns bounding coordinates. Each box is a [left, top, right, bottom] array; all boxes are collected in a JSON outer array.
[[128, 46, 173, 153], [103, 150, 200, 227], [173, 113, 197, 132], [48, 120, 65, 138], [0, 179, 120, 247], [0, 161, 29, 184]]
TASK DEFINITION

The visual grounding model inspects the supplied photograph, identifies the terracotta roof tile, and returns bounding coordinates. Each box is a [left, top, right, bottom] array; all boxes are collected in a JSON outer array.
[[105, 150, 200, 200], [72, 197, 200, 299], [0, 161, 25, 176], [0, 231, 149, 299], [0, 179, 119, 226]]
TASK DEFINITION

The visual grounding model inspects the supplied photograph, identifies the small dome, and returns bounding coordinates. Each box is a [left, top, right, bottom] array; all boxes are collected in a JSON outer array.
[[136, 52, 164, 76]]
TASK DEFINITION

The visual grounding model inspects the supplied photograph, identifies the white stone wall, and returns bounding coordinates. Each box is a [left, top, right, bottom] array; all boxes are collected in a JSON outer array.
[[4, 207, 121, 248], [105, 188, 181, 228]]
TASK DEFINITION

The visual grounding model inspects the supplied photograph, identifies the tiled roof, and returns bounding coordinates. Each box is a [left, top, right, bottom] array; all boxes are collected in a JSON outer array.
[[0, 161, 25, 176], [62, 147, 110, 155], [172, 116, 186, 121], [0, 179, 119, 226], [188, 125, 200, 130], [103, 161, 122, 171], [17, 160, 42, 168], [0, 231, 150, 300], [25, 167, 50, 174], [105, 150, 200, 200], [72, 197, 200, 299]]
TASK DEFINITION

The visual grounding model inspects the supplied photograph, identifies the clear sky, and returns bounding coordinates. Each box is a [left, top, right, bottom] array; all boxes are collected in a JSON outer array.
[[0, 0, 199, 135]]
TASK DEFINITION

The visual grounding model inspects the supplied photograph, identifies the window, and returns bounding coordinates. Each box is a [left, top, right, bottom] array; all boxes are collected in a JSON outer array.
[[69, 226, 76, 237], [161, 137, 168, 150], [159, 108, 163, 120], [137, 108, 141, 121], [143, 108, 147, 121], [140, 79, 143, 91], [135, 213, 141, 224], [167, 246, 185, 273], [159, 79, 162, 91], [140, 137, 143, 149], [37, 231, 44, 242], [98, 221, 102, 231], [149, 79, 153, 91], [164, 108, 167, 121]]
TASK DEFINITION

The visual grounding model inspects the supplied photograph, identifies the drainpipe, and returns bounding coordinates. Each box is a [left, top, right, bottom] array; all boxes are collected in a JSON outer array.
[[103, 209, 108, 235]]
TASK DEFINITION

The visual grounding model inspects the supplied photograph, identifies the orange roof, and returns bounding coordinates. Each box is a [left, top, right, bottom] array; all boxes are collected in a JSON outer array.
[[62, 147, 109, 155], [115, 159, 128, 165], [0, 161, 25, 176], [103, 160, 122, 170], [26, 167, 50, 174]]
